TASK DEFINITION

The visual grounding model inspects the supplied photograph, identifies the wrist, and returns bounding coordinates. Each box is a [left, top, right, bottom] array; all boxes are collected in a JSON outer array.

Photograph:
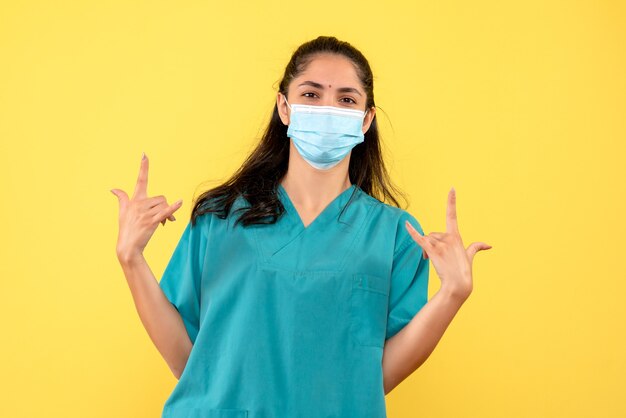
[[117, 249, 145, 267], [439, 283, 471, 304]]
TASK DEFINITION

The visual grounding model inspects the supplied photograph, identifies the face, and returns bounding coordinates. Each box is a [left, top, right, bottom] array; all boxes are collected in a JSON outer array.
[[277, 53, 376, 134]]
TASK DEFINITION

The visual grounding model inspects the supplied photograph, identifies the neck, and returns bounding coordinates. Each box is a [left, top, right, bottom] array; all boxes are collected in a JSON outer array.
[[279, 140, 352, 210]]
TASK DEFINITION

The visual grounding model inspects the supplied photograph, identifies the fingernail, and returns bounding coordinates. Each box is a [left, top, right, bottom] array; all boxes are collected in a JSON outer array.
[[142, 152, 146, 160], [175, 199, 183, 205], [171, 215, 176, 221], [110, 189, 116, 195], [451, 186, 455, 193]]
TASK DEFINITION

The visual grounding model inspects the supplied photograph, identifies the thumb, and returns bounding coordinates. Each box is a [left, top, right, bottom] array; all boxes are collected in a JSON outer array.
[[466, 242, 492, 264], [110, 188, 129, 209]]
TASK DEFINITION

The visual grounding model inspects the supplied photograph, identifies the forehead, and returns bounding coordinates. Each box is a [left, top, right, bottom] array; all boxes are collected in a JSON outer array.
[[294, 53, 361, 87]]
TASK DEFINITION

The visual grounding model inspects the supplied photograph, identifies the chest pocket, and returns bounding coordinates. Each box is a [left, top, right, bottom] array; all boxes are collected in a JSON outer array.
[[349, 274, 389, 348]]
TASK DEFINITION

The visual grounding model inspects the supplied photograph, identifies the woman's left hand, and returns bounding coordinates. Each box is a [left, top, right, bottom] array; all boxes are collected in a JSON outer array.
[[405, 187, 492, 301]]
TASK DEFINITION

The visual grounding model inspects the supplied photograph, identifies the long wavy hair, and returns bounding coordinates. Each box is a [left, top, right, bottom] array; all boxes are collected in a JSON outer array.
[[190, 35, 407, 227]]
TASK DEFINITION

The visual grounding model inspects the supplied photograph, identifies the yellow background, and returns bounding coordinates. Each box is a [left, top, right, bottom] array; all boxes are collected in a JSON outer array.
[[1, 1, 624, 417]]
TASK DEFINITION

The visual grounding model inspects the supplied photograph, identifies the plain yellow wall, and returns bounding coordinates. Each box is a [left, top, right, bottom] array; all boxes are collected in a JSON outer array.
[[1, 1, 624, 417]]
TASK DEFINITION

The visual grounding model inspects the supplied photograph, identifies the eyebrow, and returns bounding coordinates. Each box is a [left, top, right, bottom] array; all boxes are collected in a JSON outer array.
[[297, 80, 363, 97]]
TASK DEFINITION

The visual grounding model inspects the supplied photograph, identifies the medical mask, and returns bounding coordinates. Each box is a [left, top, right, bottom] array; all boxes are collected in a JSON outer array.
[[282, 93, 368, 170]]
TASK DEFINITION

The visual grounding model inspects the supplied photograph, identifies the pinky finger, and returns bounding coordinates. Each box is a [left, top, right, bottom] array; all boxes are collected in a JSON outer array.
[[406, 221, 427, 246], [158, 199, 183, 225], [405, 221, 431, 261]]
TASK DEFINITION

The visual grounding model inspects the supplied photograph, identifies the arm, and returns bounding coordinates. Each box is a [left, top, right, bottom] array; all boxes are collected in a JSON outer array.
[[118, 252, 193, 380], [383, 187, 491, 394], [382, 286, 467, 395], [111, 153, 196, 380]]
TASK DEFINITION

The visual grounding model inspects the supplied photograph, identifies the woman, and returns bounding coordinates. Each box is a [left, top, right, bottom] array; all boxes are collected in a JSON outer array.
[[112, 36, 491, 418]]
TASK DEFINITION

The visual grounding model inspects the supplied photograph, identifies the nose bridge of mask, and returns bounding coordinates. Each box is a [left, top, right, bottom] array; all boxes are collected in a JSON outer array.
[[282, 92, 367, 119]]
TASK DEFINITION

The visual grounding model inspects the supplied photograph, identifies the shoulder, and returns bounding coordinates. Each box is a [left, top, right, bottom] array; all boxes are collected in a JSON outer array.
[[189, 192, 252, 232], [356, 188, 425, 252], [186, 211, 215, 241], [193, 190, 250, 221]]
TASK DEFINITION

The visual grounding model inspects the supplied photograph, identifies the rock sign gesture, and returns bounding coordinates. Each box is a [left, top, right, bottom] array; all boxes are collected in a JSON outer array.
[[110, 153, 183, 261], [405, 188, 492, 301]]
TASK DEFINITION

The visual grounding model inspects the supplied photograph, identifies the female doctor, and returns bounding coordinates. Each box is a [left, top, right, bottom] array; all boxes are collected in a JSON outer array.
[[112, 36, 492, 418]]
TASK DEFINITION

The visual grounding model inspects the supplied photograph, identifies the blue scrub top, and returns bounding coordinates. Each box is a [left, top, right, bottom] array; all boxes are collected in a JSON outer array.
[[158, 183, 429, 418]]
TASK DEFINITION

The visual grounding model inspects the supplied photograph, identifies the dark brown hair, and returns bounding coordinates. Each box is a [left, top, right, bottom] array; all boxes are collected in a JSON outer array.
[[190, 35, 407, 227]]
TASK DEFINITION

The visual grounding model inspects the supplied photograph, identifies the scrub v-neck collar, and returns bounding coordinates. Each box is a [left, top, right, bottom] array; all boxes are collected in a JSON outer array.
[[277, 183, 357, 230]]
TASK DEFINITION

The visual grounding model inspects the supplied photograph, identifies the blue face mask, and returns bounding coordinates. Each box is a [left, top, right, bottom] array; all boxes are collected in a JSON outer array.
[[282, 93, 368, 170]]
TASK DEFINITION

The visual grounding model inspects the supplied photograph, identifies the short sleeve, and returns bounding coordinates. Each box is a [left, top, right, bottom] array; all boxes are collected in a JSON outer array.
[[385, 211, 430, 341], [158, 214, 211, 344]]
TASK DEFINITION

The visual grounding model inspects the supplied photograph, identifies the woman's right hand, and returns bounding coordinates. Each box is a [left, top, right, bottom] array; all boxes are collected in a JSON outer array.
[[111, 152, 183, 263]]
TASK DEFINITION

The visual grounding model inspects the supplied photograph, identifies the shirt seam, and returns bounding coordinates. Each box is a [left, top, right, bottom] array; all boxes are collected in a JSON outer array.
[[394, 234, 416, 256]]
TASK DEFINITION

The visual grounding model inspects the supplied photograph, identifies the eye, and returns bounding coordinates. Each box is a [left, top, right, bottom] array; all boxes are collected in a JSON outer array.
[[302, 92, 318, 98], [341, 97, 357, 104]]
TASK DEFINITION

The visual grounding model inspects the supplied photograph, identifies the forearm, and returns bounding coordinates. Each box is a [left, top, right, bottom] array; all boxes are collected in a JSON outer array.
[[118, 252, 193, 379], [382, 286, 467, 394]]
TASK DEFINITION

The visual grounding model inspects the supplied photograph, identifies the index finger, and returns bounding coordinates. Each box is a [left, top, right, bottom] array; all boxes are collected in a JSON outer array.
[[446, 187, 459, 234], [133, 152, 149, 199]]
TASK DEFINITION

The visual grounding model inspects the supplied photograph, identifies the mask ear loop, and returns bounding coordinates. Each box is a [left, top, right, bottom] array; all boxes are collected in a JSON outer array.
[[281, 93, 292, 135], [281, 92, 292, 111]]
